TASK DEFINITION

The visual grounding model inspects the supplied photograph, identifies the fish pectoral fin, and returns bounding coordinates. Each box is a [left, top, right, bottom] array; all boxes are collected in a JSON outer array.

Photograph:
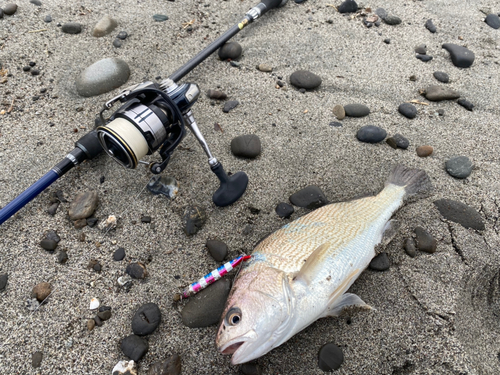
[[323, 293, 373, 317], [294, 242, 331, 286]]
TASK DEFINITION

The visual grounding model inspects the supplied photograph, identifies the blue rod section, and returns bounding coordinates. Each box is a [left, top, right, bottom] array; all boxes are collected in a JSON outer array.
[[0, 169, 60, 225]]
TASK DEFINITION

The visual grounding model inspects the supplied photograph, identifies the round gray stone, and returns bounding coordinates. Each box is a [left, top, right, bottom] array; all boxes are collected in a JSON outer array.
[[132, 303, 161, 336], [231, 134, 261, 158], [0, 273, 8, 291], [218, 41, 242, 60], [386, 134, 409, 149], [433, 198, 484, 230], [356, 125, 387, 143], [414, 44, 427, 54], [318, 343, 344, 371], [3, 4, 18, 15], [398, 103, 417, 119], [68, 191, 98, 220], [289, 186, 328, 209], [442, 44, 475, 68], [445, 156, 472, 179], [433, 71, 449, 83], [61, 22, 82, 34], [206, 239, 228, 262], [289, 70, 322, 90], [425, 19, 436, 33], [32, 351, 43, 368], [384, 15, 402, 25], [120, 335, 148, 362], [337, 0, 358, 14], [369, 252, 390, 271], [404, 238, 416, 258], [485, 14, 500, 29], [414, 227, 437, 254], [92, 15, 118, 37], [424, 85, 460, 101], [147, 354, 181, 375], [76, 58, 130, 97], [344, 103, 370, 117]]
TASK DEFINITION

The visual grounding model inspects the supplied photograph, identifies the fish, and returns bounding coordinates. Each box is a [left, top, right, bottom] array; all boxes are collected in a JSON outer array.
[[216, 165, 432, 364]]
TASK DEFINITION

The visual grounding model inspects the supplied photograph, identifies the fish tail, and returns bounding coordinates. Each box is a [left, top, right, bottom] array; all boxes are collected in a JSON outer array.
[[385, 165, 432, 198]]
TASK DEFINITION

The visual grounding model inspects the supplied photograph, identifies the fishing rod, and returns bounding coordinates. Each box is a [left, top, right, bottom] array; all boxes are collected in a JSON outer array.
[[0, 0, 288, 226]]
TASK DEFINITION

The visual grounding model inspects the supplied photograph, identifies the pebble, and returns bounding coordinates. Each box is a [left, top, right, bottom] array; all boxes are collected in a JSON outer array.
[[414, 44, 427, 54], [337, 0, 358, 14], [141, 216, 151, 224], [117, 31, 128, 40], [442, 43, 475, 68], [0, 9, 3, 18], [218, 41, 242, 60], [318, 343, 344, 371], [87, 217, 98, 227], [386, 134, 409, 149], [89, 297, 100, 310], [126, 262, 148, 279], [113, 360, 137, 375], [384, 15, 402, 25], [425, 19, 436, 33], [383, 38, 391, 44], [289, 70, 322, 90], [68, 191, 98, 220], [147, 353, 181, 375], [241, 362, 262, 375], [457, 98, 474, 111], [57, 250, 68, 264], [416, 145, 433, 157], [433, 198, 484, 230], [416, 54, 433, 62], [92, 15, 118, 37], [223, 100, 239, 113], [153, 14, 169, 22], [230, 134, 261, 158], [3, 4, 18, 15], [375, 8, 388, 20], [332, 104, 345, 120], [76, 58, 130, 97], [181, 278, 231, 328], [94, 315, 103, 327], [344, 103, 370, 117], [32, 351, 43, 368], [99, 305, 112, 312], [40, 239, 57, 251], [87, 318, 95, 331], [44, 15, 52, 23], [31, 69, 40, 76], [329, 121, 343, 128], [113, 39, 122, 48], [414, 227, 437, 253], [369, 252, 390, 271], [404, 238, 417, 258], [257, 64, 272, 72], [433, 71, 449, 83], [30, 0, 42, 5], [88, 259, 102, 272], [97, 310, 112, 321], [207, 89, 227, 100], [356, 125, 387, 143], [206, 239, 228, 262], [424, 85, 460, 101], [0, 273, 8, 291], [132, 303, 161, 336], [114, 248, 126, 261], [61, 22, 82, 34], [121, 335, 149, 362], [485, 14, 500, 29], [445, 156, 472, 179], [289, 186, 328, 209], [23, 66, 31, 72], [398, 103, 417, 119], [275, 202, 294, 218], [31, 282, 51, 302], [147, 175, 179, 199], [47, 202, 59, 215], [182, 205, 207, 235]]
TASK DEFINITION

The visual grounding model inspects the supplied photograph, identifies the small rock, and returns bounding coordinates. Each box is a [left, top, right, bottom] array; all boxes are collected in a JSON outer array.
[[89, 297, 100, 310], [241, 362, 262, 375], [182, 206, 207, 235], [3, 4, 18, 15], [94, 315, 103, 327], [206, 239, 228, 262], [424, 85, 460, 101], [230, 134, 261, 158], [99, 305, 112, 312], [117, 31, 128, 40], [425, 19, 436, 33], [97, 310, 112, 321], [23, 66, 31, 72], [113, 360, 137, 375], [289, 70, 322, 90], [384, 15, 402, 25], [57, 251, 68, 264], [445, 156, 472, 179], [31, 282, 51, 302], [0, 273, 8, 291], [32, 351, 43, 368], [356, 125, 387, 143], [30, 0, 42, 5], [457, 98, 474, 111], [206, 89, 227, 100], [416, 54, 433, 62], [218, 41, 242, 60], [433, 71, 449, 83], [88, 259, 102, 272], [230, 61, 241, 68], [121, 335, 149, 362], [344, 103, 370, 117], [275, 202, 294, 218], [404, 238, 417, 258], [398, 103, 417, 119], [114, 248, 126, 261], [76, 58, 130, 97], [181, 278, 231, 328], [289, 186, 328, 209], [257, 64, 272, 72], [40, 239, 57, 251], [126, 262, 148, 279], [61, 22, 82, 34], [386, 134, 409, 149], [153, 14, 169, 22], [31, 69, 40, 76], [147, 175, 179, 199], [329, 121, 343, 128], [383, 38, 391, 44], [433, 199, 484, 230], [375, 8, 388, 20], [68, 191, 98, 220], [409, 75, 417, 81], [113, 39, 122, 48], [223, 100, 239, 113], [74, 218, 87, 229], [87, 318, 95, 331], [414, 44, 427, 54], [332, 104, 345, 120], [369, 252, 390, 271], [242, 224, 253, 236], [87, 217, 98, 227], [147, 354, 181, 375], [337, 0, 358, 14], [442, 44, 475, 68], [132, 303, 161, 336], [416, 145, 433, 157], [141, 216, 151, 224], [485, 14, 500, 29], [318, 343, 344, 371], [44, 15, 52, 23], [47, 202, 59, 215], [92, 15, 118, 37], [414, 227, 437, 253]]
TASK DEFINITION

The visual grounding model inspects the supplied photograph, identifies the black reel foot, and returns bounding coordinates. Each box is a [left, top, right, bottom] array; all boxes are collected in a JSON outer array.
[[211, 163, 248, 207]]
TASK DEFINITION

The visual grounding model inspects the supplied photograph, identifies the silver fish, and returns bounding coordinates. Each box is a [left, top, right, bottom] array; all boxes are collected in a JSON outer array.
[[216, 165, 431, 364]]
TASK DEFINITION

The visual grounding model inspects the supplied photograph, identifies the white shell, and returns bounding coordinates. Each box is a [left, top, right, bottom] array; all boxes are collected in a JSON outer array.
[[89, 297, 100, 310], [112, 360, 136, 375], [100, 215, 117, 230]]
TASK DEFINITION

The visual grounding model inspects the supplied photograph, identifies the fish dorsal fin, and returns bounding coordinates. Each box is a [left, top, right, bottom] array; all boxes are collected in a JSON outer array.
[[294, 242, 331, 286]]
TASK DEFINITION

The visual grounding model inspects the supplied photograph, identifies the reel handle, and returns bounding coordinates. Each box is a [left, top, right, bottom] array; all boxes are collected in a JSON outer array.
[[259, 0, 286, 14]]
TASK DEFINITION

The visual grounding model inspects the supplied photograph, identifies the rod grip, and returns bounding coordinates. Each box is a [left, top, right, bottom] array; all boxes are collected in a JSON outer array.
[[260, 0, 284, 11]]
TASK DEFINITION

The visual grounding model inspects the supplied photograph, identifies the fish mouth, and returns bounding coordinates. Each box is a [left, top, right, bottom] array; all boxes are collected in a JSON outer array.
[[219, 337, 248, 355]]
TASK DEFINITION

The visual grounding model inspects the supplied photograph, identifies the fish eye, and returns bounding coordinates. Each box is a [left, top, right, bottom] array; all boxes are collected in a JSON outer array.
[[226, 307, 242, 326]]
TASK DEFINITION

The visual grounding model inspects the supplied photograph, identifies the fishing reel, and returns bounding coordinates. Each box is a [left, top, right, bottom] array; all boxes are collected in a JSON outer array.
[[96, 78, 248, 207]]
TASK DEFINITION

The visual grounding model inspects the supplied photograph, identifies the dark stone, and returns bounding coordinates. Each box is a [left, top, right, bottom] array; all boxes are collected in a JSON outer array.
[[126, 262, 148, 279], [442, 44, 475, 68], [416, 54, 433, 62], [434, 199, 484, 230], [99, 305, 112, 312], [57, 251, 68, 264], [318, 343, 344, 371], [344, 103, 370, 117], [218, 41, 242, 60], [433, 71, 449, 83], [113, 39, 122, 48], [0, 273, 8, 291], [47, 202, 59, 215], [182, 205, 207, 235], [153, 14, 169, 22], [383, 38, 390, 44], [97, 310, 112, 321], [241, 362, 262, 375], [242, 225, 253, 236], [68, 191, 98, 220], [94, 315, 103, 327], [384, 15, 402, 25], [61, 22, 82, 34], [375, 8, 388, 20], [29, 61, 36, 67], [147, 353, 181, 375], [356, 125, 387, 143], [275, 202, 294, 218], [45, 230, 60, 243], [457, 99, 474, 111], [445, 156, 472, 179], [141, 216, 152, 224], [132, 303, 161, 336], [32, 351, 43, 368], [337, 0, 358, 14], [23, 66, 31, 72], [44, 15, 52, 23], [425, 19, 436, 33], [86, 217, 98, 227], [114, 248, 126, 261], [31, 69, 40, 76], [206, 239, 228, 262], [414, 227, 437, 253], [40, 239, 57, 251], [424, 85, 460, 101], [369, 252, 390, 271], [117, 31, 128, 40], [414, 44, 427, 54], [120, 334, 149, 362], [3, 4, 18, 15], [207, 89, 227, 100], [181, 278, 231, 328], [0, 9, 3, 19], [485, 14, 500, 29], [289, 186, 328, 209], [289, 70, 322, 90], [386, 134, 409, 149], [404, 238, 417, 258], [329, 121, 343, 127], [398, 103, 417, 119], [230, 134, 261, 158], [30, 0, 42, 6], [223, 100, 239, 113]]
